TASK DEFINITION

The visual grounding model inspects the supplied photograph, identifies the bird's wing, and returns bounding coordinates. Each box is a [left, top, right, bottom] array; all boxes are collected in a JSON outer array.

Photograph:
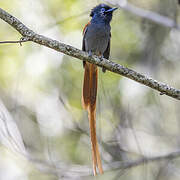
[[103, 36, 111, 59], [102, 33, 111, 72], [82, 22, 90, 67]]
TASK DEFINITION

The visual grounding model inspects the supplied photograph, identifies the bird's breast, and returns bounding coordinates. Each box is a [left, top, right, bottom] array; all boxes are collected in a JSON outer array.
[[85, 23, 110, 55]]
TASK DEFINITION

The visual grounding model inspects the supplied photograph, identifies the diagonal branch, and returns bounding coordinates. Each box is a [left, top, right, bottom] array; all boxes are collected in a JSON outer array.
[[0, 8, 180, 100], [106, 0, 179, 30], [107, 150, 180, 171], [28, 149, 180, 177]]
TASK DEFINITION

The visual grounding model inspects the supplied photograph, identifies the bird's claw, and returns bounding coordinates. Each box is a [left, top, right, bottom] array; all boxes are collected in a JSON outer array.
[[99, 55, 104, 61], [88, 51, 92, 57], [102, 67, 106, 73], [99, 55, 106, 73]]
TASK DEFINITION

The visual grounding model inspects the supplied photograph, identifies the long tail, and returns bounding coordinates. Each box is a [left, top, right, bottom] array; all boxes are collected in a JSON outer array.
[[82, 62, 103, 175]]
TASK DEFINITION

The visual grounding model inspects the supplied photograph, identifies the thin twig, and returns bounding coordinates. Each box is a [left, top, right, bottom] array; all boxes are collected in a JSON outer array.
[[0, 8, 180, 100], [0, 39, 29, 45], [46, 11, 88, 29]]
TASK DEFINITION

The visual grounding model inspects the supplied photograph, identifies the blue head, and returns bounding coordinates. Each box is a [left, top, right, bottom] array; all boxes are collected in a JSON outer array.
[[90, 4, 117, 24]]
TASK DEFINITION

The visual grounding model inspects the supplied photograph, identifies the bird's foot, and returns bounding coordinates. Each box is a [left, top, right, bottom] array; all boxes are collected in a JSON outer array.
[[102, 67, 106, 73], [99, 55, 106, 73], [99, 55, 104, 61], [88, 51, 92, 57]]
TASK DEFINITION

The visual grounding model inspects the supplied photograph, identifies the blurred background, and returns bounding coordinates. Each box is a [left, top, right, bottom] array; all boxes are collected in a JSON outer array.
[[0, 0, 180, 179]]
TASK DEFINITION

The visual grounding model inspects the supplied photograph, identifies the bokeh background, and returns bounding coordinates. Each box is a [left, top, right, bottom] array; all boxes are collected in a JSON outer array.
[[0, 0, 180, 179]]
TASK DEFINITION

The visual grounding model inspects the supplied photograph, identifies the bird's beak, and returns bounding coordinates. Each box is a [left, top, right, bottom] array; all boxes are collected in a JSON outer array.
[[105, 7, 118, 13]]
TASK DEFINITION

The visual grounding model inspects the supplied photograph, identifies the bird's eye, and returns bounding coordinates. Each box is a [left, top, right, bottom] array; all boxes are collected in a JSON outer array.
[[101, 8, 106, 13]]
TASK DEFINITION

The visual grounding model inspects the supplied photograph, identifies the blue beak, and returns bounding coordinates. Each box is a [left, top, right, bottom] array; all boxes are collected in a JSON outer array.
[[105, 7, 118, 13]]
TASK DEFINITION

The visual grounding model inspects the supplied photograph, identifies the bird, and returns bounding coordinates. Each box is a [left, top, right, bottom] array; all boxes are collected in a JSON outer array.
[[82, 4, 117, 175]]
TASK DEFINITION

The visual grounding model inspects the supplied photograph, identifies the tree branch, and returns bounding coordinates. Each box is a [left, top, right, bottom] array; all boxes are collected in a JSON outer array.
[[0, 8, 180, 100], [106, 0, 180, 30], [28, 149, 180, 177], [107, 150, 180, 171]]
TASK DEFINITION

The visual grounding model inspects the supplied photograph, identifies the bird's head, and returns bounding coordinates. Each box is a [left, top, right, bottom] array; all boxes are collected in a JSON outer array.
[[90, 4, 117, 23]]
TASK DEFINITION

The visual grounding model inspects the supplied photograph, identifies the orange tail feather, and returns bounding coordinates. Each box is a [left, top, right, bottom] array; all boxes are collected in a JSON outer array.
[[82, 62, 103, 175]]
